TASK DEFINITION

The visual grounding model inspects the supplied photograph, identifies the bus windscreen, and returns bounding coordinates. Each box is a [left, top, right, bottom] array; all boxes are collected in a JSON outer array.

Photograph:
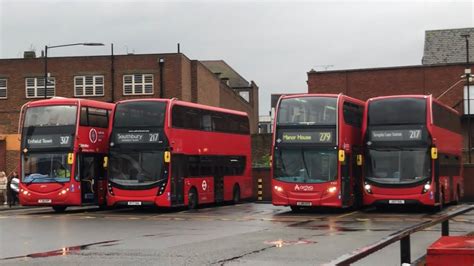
[[108, 151, 164, 186], [369, 98, 426, 125], [24, 106, 77, 127], [273, 148, 337, 183], [22, 152, 71, 183], [277, 97, 337, 125], [114, 101, 166, 128], [365, 147, 431, 184]]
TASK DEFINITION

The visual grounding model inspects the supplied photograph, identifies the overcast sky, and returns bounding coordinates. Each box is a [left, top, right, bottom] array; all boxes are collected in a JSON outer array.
[[1, 0, 473, 114]]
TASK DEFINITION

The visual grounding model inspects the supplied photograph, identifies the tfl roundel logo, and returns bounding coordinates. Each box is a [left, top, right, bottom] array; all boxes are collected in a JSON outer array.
[[89, 128, 98, 144]]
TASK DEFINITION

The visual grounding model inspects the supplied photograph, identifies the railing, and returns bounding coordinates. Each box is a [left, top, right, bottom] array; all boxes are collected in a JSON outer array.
[[326, 204, 474, 265]]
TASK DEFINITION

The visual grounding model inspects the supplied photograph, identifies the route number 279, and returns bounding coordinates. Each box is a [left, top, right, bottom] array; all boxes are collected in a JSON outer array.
[[319, 132, 332, 142]]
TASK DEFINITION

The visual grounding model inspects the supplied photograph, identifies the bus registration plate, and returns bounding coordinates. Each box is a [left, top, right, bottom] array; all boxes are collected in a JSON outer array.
[[296, 202, 312, 206], [127, 201, 142, 206], [389, 200, 405, 204], [38, 199, 52, 204]]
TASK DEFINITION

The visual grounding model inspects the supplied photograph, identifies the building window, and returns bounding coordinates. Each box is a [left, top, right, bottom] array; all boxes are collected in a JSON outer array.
[[464, 85, 474, 115], [74, 75, 104, 97], [25, 77, 55, 98], [0, 79, 7, 99], [123, 74, 153, 95]]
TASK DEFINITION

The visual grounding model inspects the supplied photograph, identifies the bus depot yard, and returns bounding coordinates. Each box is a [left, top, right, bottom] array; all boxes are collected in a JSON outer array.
[[0, 203, 473, 265]]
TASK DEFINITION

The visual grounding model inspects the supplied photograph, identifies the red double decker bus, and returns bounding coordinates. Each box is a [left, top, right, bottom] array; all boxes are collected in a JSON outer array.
[[271, 94, 364, 211], [19, 98, 114, 212], [107, 99, 252, 209], [362, 95, 463, 209]]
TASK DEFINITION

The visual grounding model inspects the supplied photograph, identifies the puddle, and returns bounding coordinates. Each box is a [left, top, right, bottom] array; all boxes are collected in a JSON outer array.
[[264, 238, 317, 248], [1, 240, 119, 260]]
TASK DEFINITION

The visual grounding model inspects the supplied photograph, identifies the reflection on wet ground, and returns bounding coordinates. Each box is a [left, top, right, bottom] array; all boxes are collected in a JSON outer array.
[[1, 240, 120, 260]]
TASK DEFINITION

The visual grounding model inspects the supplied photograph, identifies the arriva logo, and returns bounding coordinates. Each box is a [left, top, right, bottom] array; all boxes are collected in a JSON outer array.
[[294, 184, 314, 191]]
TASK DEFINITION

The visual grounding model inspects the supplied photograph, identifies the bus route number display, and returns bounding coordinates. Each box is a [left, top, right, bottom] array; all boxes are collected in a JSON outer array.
[[26, 134, 72, 148], [371, 129, 422, 141], [280, 131, 333, 144], [116, 132, 161, 144]]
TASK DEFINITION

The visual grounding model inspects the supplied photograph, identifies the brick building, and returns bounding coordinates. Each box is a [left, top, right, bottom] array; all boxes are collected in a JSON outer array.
[[307, 27, 473, 159], [0, 52, 259, 174]]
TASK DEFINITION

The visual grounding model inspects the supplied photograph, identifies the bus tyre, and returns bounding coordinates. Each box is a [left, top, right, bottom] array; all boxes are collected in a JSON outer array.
[[290, 206, 302, 213], [188, 188, 198, 210], [232, 185, 241, 204], [52, 206, 67, 213]]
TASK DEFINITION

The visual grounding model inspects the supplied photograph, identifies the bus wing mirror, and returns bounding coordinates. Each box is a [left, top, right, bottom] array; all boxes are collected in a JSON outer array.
[[357, 154, 363, 166], [431, 147, 438, 160], [67, 153, 74, 165], [338, 150, 345, 162], [103, 156, 108, 168], [164, 151, 171, 163]]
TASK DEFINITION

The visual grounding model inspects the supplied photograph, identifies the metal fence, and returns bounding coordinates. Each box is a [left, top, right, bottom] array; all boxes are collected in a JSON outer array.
[[326, 204, 474, 265]]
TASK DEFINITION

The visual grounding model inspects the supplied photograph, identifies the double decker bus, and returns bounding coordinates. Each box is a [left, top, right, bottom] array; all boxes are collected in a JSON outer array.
[[272, 94, 364, 211], [362, 95, 463, 209], [19, 98, 114, 212], [107, 99, 252, 209]]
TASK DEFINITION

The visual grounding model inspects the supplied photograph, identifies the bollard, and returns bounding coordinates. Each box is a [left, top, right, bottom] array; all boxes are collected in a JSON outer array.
[[257, 178, 263, 201]]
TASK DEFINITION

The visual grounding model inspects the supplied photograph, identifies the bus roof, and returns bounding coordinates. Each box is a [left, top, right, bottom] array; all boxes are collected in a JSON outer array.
[[26, 97, 114, 110], [367, 95, 459, 115], [115, 98, 248, 117], [278, 93, 364, 105]]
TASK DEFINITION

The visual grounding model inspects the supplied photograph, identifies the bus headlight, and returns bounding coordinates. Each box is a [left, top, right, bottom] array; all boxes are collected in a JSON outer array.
[[157, 180, 167, 196], [58, 188, 69, 196], [422, 182, 431, 193], [107, 183, 114, 196], [364, 183, 372, 194], [327, 186, 337, 193], [274, 186, 283, 192]]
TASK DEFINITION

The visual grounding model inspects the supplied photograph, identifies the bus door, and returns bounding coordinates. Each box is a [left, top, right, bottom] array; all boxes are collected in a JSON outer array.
[[340, 152, 351, 207], [79, 154, 105, 205], [171, 155, 185, 206], [214, 175, 224, 203]]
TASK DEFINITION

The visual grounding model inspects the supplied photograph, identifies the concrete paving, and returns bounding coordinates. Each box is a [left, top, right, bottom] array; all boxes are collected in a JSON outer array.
[[0, 203, 472, 265]]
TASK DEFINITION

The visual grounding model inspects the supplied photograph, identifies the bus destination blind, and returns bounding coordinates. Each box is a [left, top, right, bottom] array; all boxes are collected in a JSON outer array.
[[370, 129, 422, 141], [279, 130, 334, 144], [115, 131, 162, 144], [26, 134, 72, 148]]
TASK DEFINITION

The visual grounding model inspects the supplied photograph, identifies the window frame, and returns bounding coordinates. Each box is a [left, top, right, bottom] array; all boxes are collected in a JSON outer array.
[[0, 78, 7, 99], [74, 75, 105, 97], [25, 77, 56, 99], [123, 74, 154, 96]]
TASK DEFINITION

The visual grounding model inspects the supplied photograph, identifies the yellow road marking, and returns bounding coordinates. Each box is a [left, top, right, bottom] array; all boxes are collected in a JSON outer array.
[[335, 211, 358, 219]]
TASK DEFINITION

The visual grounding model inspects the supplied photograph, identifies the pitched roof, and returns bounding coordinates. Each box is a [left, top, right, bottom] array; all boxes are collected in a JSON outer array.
[[200, 60, 250, 88], [422, 28, 474, 65]]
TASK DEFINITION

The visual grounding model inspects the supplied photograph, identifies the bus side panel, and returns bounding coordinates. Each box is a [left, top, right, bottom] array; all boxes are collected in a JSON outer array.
[[183, 176, 215, 205]]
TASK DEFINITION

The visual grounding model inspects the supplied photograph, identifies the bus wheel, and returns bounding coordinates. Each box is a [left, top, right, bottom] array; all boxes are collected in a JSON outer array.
[[52, 206, 67, 213], [188, 188, 198, 210], [232, 185, 241, 204], [290, 206, 302, 213]]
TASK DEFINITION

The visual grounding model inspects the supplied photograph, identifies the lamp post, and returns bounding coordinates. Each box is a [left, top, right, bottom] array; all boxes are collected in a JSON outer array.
[[44, 42, 104, 99], [461, 34, 471, 163]]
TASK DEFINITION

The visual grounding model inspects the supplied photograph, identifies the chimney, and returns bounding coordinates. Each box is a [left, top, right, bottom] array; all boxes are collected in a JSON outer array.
[[23, 51, 36, 59]]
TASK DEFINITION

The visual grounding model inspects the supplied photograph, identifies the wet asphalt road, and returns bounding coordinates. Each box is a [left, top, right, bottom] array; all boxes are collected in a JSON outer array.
[[0, 203, 473, 266]]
